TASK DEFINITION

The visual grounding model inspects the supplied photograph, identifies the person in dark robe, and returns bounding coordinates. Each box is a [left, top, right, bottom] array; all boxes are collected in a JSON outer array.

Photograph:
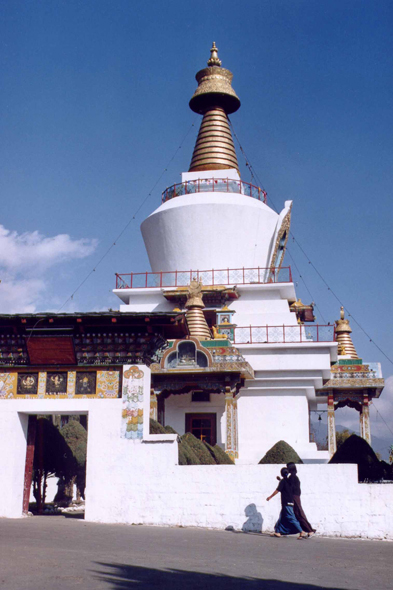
[[287, 462, 316, 537], [266, 467, 308, 539]]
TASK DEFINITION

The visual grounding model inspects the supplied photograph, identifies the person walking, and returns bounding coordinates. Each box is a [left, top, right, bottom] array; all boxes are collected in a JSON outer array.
[[266, 467, 308, 539], [286, 462, 316, 537]]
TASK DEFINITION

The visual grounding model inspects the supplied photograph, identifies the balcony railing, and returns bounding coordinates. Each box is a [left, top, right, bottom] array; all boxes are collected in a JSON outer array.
[[233, 325, 335, 344], [115, 267, 292, 289], [162, 178, 267, 204]]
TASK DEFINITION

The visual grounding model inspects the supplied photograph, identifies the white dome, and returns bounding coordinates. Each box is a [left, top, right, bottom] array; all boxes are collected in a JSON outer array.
[[141, 191, 280, 273]]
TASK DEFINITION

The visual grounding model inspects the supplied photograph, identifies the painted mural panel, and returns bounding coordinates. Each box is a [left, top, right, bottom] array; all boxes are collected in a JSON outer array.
[[0, 372, 17, 398], [17, 373, 39, 396], [97, 370, 120, 398], [46, 372, 68, 396], [121, 365, 144, 440], [0, 370, 120, 399], [75, 372, 96, 396]]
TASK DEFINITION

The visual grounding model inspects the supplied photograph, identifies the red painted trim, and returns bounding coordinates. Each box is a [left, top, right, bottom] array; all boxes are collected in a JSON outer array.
[[115, 267, 293, 289], [23, 415, 37, 514]]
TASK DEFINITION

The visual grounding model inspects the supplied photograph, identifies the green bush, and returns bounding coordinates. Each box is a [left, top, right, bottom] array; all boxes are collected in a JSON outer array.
[[180, 432, 216, 464], [60, 420, 87, 468], [149, 418, 167, 435], [258, 440, 303, 464], [164, 425, 178, 435], [149, 420, 234, 465], [329, 434, 385, 482], [59, 419, 87, 501], [178, 439, 202, 465], [204, 441, 234, 465]]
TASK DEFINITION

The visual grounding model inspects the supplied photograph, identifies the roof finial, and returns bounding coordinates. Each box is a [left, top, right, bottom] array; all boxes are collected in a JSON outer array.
[[207, 42, 222, 67], [335, 306, 358, 359]]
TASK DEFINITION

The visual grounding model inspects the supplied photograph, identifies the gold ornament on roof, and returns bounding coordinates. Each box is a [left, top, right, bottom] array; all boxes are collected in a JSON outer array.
[[335, 306, 358, 359], [212, 325, 228, 339], [185, 278, 205, 309], [184, 279, 211, 340], [189, 43, 240, 173], [207, 42, 222, 67]]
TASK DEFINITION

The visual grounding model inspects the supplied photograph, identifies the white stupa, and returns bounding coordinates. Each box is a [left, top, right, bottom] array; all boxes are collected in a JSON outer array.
[[115, 43, 338, 463]]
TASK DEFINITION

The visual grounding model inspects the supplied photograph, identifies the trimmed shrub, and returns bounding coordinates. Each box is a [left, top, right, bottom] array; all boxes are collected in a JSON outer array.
[[178, 439, 201, 465], [60, 420, 87, 468], [180, 432, 216, 464], [259, 440, 303, 465], [149, 421, 234, 466], [164, 425, 178, 435], [149, 418, 167, 435], [204, 441, 234, 465], [329, 434, 385, 482]]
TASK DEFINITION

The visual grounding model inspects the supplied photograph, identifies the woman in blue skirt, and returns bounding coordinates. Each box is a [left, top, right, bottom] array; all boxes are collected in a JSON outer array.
[[266, 467, 308, 539]]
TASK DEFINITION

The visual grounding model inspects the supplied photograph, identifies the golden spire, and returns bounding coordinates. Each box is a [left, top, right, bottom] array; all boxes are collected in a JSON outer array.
[[189, 43, 240, 173], [335, 307, 358, 359], [185, 279, 211, 340]]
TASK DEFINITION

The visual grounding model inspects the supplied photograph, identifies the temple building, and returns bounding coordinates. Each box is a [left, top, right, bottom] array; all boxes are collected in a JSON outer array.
[[0, 45, 386, 529], [114, 43, 383, 463]]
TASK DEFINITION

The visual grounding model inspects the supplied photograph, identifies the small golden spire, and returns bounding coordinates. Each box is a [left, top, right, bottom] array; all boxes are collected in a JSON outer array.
[[207, 42, 222, 67], [335, 307, 358, 359], [185, 279, 211, 340]]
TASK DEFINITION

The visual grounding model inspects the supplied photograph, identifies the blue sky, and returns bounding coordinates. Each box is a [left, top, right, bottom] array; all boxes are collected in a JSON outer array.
[[1, 1, 392, 438]]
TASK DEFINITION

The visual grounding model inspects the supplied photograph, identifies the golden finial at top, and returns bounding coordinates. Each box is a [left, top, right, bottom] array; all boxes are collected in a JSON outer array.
[[335, 306, 358, 359], [207, 42, 222, 67]]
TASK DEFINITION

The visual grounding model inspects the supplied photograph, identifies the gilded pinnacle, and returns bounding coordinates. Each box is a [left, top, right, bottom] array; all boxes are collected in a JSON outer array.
[[335, 307, 358, 359], [189, 44, 240, 172], [207, 42, 222, 67]]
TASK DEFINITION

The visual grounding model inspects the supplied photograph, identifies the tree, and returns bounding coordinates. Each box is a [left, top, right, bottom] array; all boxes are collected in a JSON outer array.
[[59, 420, 87, 502], [32, 418, 74, 513], [329, 434, 384, 482]]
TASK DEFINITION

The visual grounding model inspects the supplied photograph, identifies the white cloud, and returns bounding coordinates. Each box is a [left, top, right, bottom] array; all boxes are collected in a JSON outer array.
[[0, 225, 97, 271], [0, 224, 97, 313]]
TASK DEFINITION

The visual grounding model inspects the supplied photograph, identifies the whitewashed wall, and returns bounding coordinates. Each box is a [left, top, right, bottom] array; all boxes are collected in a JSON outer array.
[[236, 392, 316, 464], [1, 388, 391, 540], [82, 399, 392, 540]]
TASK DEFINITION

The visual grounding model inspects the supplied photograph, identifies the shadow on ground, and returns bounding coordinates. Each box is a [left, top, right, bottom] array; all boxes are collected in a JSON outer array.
[[94, 562, 346, 590]]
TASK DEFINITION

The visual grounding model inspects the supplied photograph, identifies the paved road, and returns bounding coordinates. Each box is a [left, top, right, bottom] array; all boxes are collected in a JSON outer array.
[[0, 515, 392, 590]]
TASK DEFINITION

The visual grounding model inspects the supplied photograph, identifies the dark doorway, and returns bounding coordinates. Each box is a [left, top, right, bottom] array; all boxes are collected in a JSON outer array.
[[185, 413, 217, 445], [24, 414, 88, 515]]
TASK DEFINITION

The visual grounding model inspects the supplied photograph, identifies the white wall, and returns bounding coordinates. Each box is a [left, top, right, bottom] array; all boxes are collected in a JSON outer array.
[[236, 391, 315, 464], [164, 392, 225, 446], [86, 456, 393, 540], [1, 398, 391, 540]]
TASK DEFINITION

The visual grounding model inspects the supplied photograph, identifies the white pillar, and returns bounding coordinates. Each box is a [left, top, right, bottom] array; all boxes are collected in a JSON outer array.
[[327, 393, 336, 458], [150, 390, 158, 421], [360, 393, 371, 446], [225, 387, 235, 460]]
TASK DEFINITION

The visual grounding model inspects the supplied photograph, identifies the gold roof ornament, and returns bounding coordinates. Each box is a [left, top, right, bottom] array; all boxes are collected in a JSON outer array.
[[335, 306, 358, 359], [189, 43, 240, 173], [207, 42, 222, 67], [185, 279, 211, 340]]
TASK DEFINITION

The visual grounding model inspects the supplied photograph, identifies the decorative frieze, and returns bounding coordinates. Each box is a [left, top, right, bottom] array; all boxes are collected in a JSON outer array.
[[0, 370, 120, 399]]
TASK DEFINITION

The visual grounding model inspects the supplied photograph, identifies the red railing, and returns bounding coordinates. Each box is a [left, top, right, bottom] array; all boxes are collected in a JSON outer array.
[[115, 267, 292, 289], [162, 178, 267, 204], [233, 325, 335, 344]]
